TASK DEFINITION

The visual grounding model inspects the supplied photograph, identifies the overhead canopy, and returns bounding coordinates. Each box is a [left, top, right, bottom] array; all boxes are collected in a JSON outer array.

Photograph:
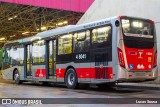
[[0, 0, 94, 13]]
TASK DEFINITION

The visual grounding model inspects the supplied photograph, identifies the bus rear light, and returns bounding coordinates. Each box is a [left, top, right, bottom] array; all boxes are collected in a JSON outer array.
[[118, 48, 125, 68], [153, 52, 157, 68], [148, 74, 152, 77], [129, 74, 132, 77], [150, 20, 154, 24], [108, 74, 113, 79], [119, 16, 123, 19], [107, 68, 113, 79]]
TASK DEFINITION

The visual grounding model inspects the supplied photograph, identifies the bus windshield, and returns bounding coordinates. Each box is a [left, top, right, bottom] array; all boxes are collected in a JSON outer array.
[[121, 17, 154, 48]]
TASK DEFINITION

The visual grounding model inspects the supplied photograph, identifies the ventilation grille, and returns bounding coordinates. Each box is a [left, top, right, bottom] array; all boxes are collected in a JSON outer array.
[[95, 53, 109, 79], [95, 67, 108, 79]]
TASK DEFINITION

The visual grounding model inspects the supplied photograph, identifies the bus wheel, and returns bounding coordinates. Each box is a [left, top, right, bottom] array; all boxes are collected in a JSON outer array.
[[14, 70, 22, 84], [96, 83, 115, 89], [65, 68, 79, 89]]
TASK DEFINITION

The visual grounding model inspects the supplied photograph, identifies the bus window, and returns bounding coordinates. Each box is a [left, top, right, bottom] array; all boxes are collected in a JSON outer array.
[[92, 26, 112, 46], [3, 47, 11, 63], [58, 34, 72, 55], [32, 40, 45, 63], [10, 45, 19, 65], [73, 30, 90, 53], [121, 18, 154, 48], [19, 45, 24, 64], [49, 41, 53, 76]]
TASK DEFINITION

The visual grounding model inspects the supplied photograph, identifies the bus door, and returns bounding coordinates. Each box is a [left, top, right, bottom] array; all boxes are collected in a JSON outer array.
[[48, 40, 56, 78], [25, 44, 33, 78]]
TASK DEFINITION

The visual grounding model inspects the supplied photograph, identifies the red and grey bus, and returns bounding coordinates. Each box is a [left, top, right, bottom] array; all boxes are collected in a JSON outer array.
[[2, 16, 158, 89]]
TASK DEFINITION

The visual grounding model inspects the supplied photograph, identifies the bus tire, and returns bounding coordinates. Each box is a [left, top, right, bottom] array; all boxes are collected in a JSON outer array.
[[14, 70, 22, 84], [65, 68, 79, 89]]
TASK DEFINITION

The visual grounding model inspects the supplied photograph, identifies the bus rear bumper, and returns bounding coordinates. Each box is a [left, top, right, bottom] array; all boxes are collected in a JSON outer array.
[[117, 77, 157, 83], [116, 66, 158, 83]]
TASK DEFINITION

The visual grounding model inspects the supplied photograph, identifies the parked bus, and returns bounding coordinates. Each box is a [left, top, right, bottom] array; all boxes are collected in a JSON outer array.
[[2, 16, 158, 89]]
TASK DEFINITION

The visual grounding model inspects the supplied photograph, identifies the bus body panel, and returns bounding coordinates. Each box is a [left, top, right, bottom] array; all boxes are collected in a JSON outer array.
[[124, 47, 154, 71]]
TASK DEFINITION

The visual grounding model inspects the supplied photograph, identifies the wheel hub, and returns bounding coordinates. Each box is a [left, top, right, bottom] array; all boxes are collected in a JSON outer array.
[[68, 73, 75, 85], [14, 73, 19, 81]]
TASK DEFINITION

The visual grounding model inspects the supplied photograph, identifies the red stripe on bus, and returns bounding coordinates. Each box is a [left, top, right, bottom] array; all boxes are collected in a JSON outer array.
[[35, 69, 46, 78], [56, 67, 113, 79]]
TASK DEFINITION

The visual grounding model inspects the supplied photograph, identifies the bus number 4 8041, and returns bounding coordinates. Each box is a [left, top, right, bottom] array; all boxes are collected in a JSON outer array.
[[76, 54, 87, 60]]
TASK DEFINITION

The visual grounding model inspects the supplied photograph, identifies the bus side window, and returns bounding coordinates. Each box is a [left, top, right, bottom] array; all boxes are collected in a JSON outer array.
[[10, 45, 20, 65], [92, 26, 112, 46], [3, 47, 11, 63], [32, 40, 45, 63], [19, 45, 24, 64], [73, 30, 90, 53], [58, 34, 72, 55]]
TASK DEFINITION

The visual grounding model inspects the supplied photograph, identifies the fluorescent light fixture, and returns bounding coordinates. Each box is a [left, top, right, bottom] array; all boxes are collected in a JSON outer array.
[[8, 18, 13, 20], [14, 15, 17, 18], [41, 26, 47, 30], [92, 29, 97, 33], [63, 21, 68, 24], [10, 35, 16, 37], [97, 27, 109, 32], [37, 28, 40, 31], [57, 22, 63, 26], [8, 15, 18, 20], [0, 37, 5, 41], [22, 32, 29, 35]]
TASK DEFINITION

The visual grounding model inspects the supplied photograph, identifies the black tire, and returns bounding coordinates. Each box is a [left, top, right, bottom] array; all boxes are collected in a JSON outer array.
[[65, 68, 79, 89], [14, 70, 22, 84], [96, 82, 115, 89]]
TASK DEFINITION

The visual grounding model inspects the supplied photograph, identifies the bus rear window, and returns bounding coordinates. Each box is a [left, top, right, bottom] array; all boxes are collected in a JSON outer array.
[[121, 18, 154, 38], [121, 17, 154, 48]]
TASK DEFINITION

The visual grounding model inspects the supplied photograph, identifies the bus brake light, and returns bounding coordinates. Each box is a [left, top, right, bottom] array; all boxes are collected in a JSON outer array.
[[118, 48, 125, 68]]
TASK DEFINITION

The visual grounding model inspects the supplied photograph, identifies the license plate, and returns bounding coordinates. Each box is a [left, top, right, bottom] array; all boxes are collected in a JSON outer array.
[[135, 72, 146, 76]]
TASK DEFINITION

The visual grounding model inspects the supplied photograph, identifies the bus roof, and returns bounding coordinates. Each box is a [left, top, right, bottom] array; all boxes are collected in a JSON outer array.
[[4, 15, 152, 47], [4, 16, 113, 46]]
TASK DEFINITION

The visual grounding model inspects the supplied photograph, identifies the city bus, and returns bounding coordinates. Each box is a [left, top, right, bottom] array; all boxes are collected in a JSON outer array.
[[2, 16, 158, 89]]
